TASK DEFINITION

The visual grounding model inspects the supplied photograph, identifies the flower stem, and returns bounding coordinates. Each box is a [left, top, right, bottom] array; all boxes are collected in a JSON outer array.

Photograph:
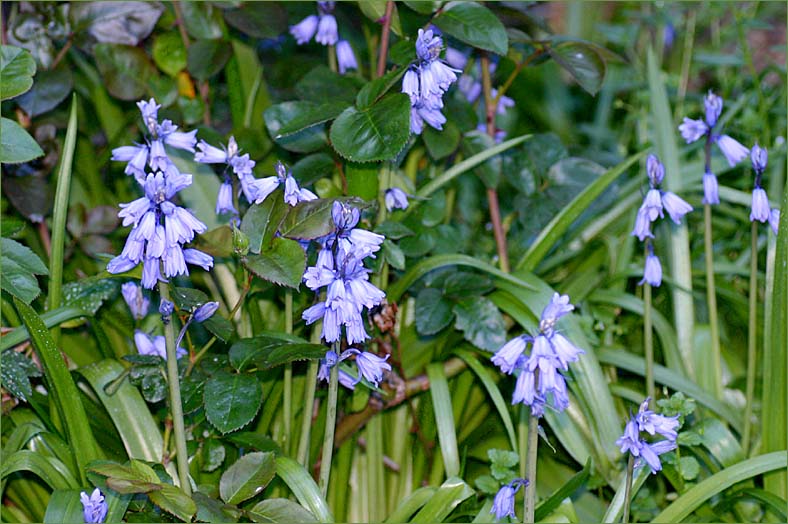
[[284, 290, 294, 452], [743, 221, 758, 453], [622, 454, 635, 524], [159, 282, 191, 496], [376, 0, 394, 78], [523, 413, 539, 523], [319, 361, 340, 497], [644, 249, 655, 405], [703, 203, 723, 398], [328, 45, 338, 73]]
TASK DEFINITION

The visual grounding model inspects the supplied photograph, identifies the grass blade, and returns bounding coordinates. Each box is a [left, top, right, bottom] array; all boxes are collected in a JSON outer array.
[[0, 450, 79, 490], [652, 451, 788, 523], [426, 363, 460, 478], [602, 466, 649, 523], [275, 456, 333, 523], [515, 150, 647, 271], [13, 298, 102, 483], [647, 46, 696, 379], [0, 305, 88, 351], [762, 184, 787, 498], [47, 95, 78, 315], [384, 487, 436, 523], [410, 476, 474, 523]]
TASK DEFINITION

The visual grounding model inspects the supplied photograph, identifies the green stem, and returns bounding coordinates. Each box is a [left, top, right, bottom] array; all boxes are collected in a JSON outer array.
[[48, 96, 78, 334], [159, 283, 191, 496], [743, 221, 758, 453], [523, 413, 539, 523], [283, 291, 294, 452], [644, 247, 655, 405], [328, 45, 338, 73], [297, 360, 319, 467], [704, 204, 723, 399], [319, 362, 340, 497], [622, 454, 635, 524]]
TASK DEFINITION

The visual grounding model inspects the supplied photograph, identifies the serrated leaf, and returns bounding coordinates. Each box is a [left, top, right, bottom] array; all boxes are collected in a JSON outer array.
[[204, 370, 263, 434], [193, 491, 242, 523], [0, 350, 41, 401], [680, 456, 700, 480], [278, 198, 337, 240], [219, 451, 276, 504], [0, 45, 36, 100], [474, 475, 499, 495], [375, 220, 414, 239], [488, 449, 519, 468], [356, 68, 406, 109], [415, 288, 453, 336], [248, 498, 318, 523], [0, 117, 44, 164], [274, 103, 345, 139], [228, 332, 326, 371], [16, 64, 73, 118], [453, 296, 506, 352], [170, 286, 233, 341], [2, 237, 48, 274], [383, 239, 405, 270], [548, 41, 606, 96], [93, 43, 155, 100], [264, 102, 328, 154], [423, 121, 461, 160], [433, 2, 508, 56], [200, 439, 226, 473], [329, 93, 411, 163], [240, 190, 288, 254], [148, 484, 197, 522], [61, 276, 117, 315], [243, 237, 306, 289]]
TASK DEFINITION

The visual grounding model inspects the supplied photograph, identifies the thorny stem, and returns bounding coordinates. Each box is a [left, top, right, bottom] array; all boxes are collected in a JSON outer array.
[[376, 1, 395, 78], [159, 283, 191, 496], [743, 221, 758, 453], [622, 454, 635, 524], [480, 53, 510, 273], [318, 355, 340, 497], [523, 412, 539, 523]]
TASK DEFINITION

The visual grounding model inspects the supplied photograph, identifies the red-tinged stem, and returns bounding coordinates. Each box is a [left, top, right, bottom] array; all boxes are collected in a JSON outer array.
[[376, 1, 395, 78]]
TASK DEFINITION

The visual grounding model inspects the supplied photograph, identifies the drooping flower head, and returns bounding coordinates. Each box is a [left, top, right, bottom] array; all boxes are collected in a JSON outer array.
[[616, 399, 679, 474], [631, 154, 693, 239], [384, 188, 409, 211], [750, 143, 771, 223], [336, 39, 358, 74], [134, 330, 187, 359], [122, 281, 149, 320], [677, 90, 749, 168], [250, 161, 318, 207], [490, 479, 528, 521], [80, 488, 108, 523], [640, 251, 662, 287]]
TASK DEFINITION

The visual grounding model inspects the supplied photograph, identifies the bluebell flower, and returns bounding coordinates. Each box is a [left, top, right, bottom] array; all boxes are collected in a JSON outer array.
[[347, 349, 391, 387], [678, 117, 708, 143], [194, 301, 219, 322], [769, 209, 780, 235], [159, 298, 174, 317], [328, 201, 384, 258], [633, 155, 693, 231], [751, 143, 768, 173], [639, 253, 662, 287], [715, 135, 749, 167], [704, 91, 723, 127], [646, 154, 665, 186], [702, 171, 720, 205], [490, 479, 528, 521], [253, 161, 317, 207], [635, 398, 680, 440], [195, 136, 266, 215], [661, 191, 693, 224], [444, 47, 467, 70], [315, 6, 338, 46], [134, 330, 186, 359], [290, 15, 319, 44], [122, 282, 149, 320], [80, 488, 108, 523], [336, 40, 358, 74], [632, 208, 654, 241], [750, 187, 770, 223], [616, 416, 677, 474], [457, 74, 482, 103], [317, 350, 357, 390], [384, 188, 409, 211], [215, 182, 237, 215]]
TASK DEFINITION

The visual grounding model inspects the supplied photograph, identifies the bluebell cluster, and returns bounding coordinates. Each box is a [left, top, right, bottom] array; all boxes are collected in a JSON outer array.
[[318, 348, 392, 390], [401, 29, 461, 134], [491, 293, 584, 417], [80, 488, 107, 523], [194, 135, 260, 217], [302, 202, 386, 345], [290, 2, 358, 74], [616, 398, 680, 474]]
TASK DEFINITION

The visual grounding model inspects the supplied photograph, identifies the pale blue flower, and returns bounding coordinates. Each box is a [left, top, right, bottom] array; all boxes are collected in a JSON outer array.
[[290, 15, 319, 44], [194, 301, 219, 322], [641, 188, 664, 221], [635, 398, 679, 440], [715, 135, 749, 167], [491, 336, 528, 374], [158, 298, 174, 317], [336, 40, 358, 74], [617, 401, 679, 474], [640, 253, 662, 287], [134, 330, 186, 359], [384, 188, 409, 211], [215, 182, 237, 215], [490, 484, 516, 520], [678, 117, 708, 144], [122, 282, 149, 320], [444, 47, 467, 69], [348, 349, 391, 387], [750, 187, 770, 223], [646, 154, 665, 186], [661, 192, 693, 224], [751, 143, 768, 173], [80, 488, 108, 523], [702, 171, 719, 205], [317, 350, 356, 390], [704, 91, 723, 127], [632, 208, 654, 241]]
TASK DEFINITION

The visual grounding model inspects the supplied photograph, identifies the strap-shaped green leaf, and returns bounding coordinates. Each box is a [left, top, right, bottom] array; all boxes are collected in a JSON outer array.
[[275, 456, 334, 523], [426, 363, 460, 478]]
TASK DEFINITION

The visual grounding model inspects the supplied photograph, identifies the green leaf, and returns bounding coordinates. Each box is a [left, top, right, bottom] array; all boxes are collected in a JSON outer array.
[[295, 66, 361, 105], [1, 237, 48, 303], [415, 288, 453, 336], [170, 286, 233, 341], [0, 305, 88, 351], [15, 64, 72, 117], [248, 498, 318, 523], [0, 450, 79, 490], [375, 220, 414, 240], [426, 363, 460, 478], [193, 491, 242, 523], [411, 476, 474, 523], [60, 276, 117, 316], [453, 297, 506, 352], [14, 299, 102, 482], [292, 153, 336, 186], [275, 456, 334, 523], [219, 451, 276, 504], [264, 101, 328, 154], [43, 489, 87, 524], [187, 39, 232, 81], [204, 370, 263, 434], [0, 117, 44, 164], [357, 0, 402, 35], [329, 93, 411, 163], [223, 3, 287, 39], [229, 332, 326, 371], [148, 484, 197, 522], [180, 1, 224, 40], [534, 459, 591, 521], [240, 189, 288, 254], [680, 456, 700, 480], [243, 237, 307, 289], [274, 103, 346, 139], [548, 41, 606, 96], [432, 1, 508, 56], [152, 32, 187, 76], [93, 43, 155, 100], [0, 45, 36, 100], [652, 452, 788, 523], [0, 349, 41, 401], [356, 68, 406, 109], [69, 2, 163, 46], [383, 239, 405, 270], [423, 122, 461, 161], [403, 1, 442, 14], [278, 198, 340, 240], [462, 131, 500, 188]]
